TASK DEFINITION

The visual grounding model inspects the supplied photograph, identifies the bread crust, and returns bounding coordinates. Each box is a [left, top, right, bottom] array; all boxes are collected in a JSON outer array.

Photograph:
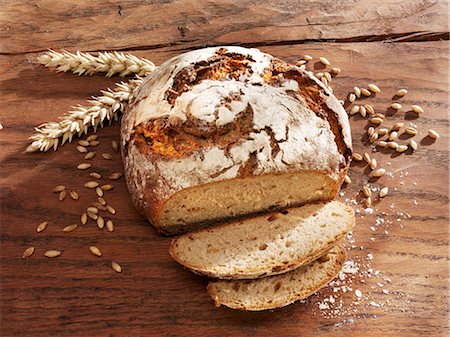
[[206, 245, 346, 311], [121, 46, 352, 232], [169, 202, 354, 279]]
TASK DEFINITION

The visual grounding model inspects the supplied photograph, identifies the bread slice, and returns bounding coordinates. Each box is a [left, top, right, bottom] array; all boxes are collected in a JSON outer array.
[[207, 245, 346, 311], [170, 201, 354, 279]]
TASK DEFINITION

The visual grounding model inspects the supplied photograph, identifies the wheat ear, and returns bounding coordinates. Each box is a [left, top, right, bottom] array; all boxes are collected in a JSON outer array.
[[26, 76, 144, 153], [37, 50, 156, 77]]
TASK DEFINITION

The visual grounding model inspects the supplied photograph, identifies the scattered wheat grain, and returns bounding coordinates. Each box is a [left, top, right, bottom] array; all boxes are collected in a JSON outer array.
[[69, 191, 79, 200], [78, 140, 90, 147], [396, 145, 408, 153], [59, 190, 67, 201], [96, 187, 104, 197], [44, 250, 61, 258], [84, 152, 96, 160], [77, 145, 88, 153], [368, 84, 381, 93], [411, 105, 424, 113], [410, 139, 418, 150], [428, 129, 440, 139], [90, 140, 100, 147], [81, 212, 88, 225], [363, 186, 372, 197], [102, 153, 113, 160], [319, 57, 330, 66], [90, 172, 102, 179], [101, 184, 114, 191], [89, 246, 102, 257], [353, 87, 361, 98], [37, 221, 48, 233], [97, 216, 105, 229], [370, 158, 377, 170], [380, 187, 389, 198], [84, 181, 99, 189], [371, 168, 386, 177], [112, 261, 122, 273], [22, 247, 35, 259], [389, 131, 398, 141], [352, 153, 363, 161], [390, 103, 402, 110], [77, 163, 91, 170], [53, 185, 66, 193], [106, 205, 116, 215], [112, 140, 119, 153], [361, 88, 371, 96], [63, 224, 78, 232]]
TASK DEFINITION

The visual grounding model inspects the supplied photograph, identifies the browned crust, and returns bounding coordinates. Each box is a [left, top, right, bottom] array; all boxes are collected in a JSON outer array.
[[152, 169, 348, 235], [168, 202, 354, 279], [206, 245, 346, 311]]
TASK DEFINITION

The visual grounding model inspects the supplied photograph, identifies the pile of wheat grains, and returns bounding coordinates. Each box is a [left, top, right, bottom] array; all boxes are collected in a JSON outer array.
[[22, 51, 440, 317]]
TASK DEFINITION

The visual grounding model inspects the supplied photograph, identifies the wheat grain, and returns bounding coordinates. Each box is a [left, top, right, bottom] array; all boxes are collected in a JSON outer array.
[[96, 187, 104, 197], [348, 93, 356, 102], [84, 152, 96, 159], [26, 76, 144, 153], [296, 60, 307, 66], [370, 117, 383, 125], [44, 250, 61, 258], [411, 105, 424, 113], [396, 145, 408, 153], [87, 207, 99, 214], [78, 140, 90, 146], [352, 153, 363, 161], [87, 135, 98, 141], [330, 67, 341, 76], [378, 128, 388, 136], [106, 220, 115, 232], [22, 247, 35, 259], [90, 140, 100, 147], [365, 197, 372, 208], [106, 205, 116, 215], [361, 88, 371, 97], [364, 152, 371, 163], [368, 84, 381, 93], [101, 184, 114, 191], [370, 158, 377, 170], [59, 190, 67, 201], [89, 246, 102, 257], [111, 140, 119, 153], [97, 216, 105, 230], [69, 191, 79, 200], [389, 131, 398, 141], [102, 153, 113, 160], [379, 187, 389, 198], [395, 89, 408, 97], [353, 87, 361, 98], [409, 139, 418, 150], [359, 106, 367, 117], [363, 186, 372, 198], [369, 133, 379, 143], [53, 185, 66, 193], [371, 168, 386, 177], [37, 221, 48, 233], [428, 129, 440, 139], [319, 57, 330, 66], [87, 212, 98, 220], [63, 224, 78, 232], [350, 105, 360, 115], [90, 172, 102, 179], [376, 141, 388, 148], [405, 127, 417, 135], [388, 141, 399, 149], [77, 145, 88, 153], [98, 197, 107, 206], [390, 103, 402, 110], [344, 175, 351, 184], [85, 181, 99, 189], [81, 212, 88, 225], [109, 172, 123, 180], [364, 104, 375, 114], [77, 163, 91, 170], [112, 261, 122, 273]]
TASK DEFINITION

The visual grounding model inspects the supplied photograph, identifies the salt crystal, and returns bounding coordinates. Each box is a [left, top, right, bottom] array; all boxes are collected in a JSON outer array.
[[355, 289, 362, 298]]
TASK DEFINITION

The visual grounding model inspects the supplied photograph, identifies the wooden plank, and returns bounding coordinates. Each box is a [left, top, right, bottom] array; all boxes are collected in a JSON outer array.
[[0, 41, 448, 336], [0, 0, 448, 54]]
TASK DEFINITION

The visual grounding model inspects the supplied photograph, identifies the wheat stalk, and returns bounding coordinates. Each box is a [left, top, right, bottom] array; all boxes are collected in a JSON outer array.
[[37, 50, 156, 77], [26, 76, 144, 153]]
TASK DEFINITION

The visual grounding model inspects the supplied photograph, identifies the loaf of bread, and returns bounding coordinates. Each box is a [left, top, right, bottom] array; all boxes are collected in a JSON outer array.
[[121, 46, 352, 234], [207, 245, 345, 311], [170, 201, 354, 279]]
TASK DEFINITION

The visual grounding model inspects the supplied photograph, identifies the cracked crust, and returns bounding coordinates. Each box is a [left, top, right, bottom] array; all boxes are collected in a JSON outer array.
[[120, 46, 352, 232]]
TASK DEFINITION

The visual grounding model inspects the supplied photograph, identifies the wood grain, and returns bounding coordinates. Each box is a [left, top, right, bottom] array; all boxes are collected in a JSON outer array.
[[1, 0, 448, 54], [0, 1, 449, 336]]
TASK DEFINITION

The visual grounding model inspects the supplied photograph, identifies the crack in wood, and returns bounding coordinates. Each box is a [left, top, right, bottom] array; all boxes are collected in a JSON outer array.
[[0, 31, 447, 56]]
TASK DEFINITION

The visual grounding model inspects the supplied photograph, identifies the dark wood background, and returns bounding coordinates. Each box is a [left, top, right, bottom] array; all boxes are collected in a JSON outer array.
[[1, 1, 448, 336]]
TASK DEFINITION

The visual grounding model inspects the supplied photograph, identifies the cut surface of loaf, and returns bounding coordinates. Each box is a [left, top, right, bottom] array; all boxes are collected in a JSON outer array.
[[121, 46, 352, 234], [170, 201, 354, 279], [207, 245, 346, 311]]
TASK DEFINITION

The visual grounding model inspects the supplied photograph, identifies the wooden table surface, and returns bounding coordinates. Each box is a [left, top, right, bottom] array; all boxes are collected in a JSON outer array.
[[1, 1, 449, 336]]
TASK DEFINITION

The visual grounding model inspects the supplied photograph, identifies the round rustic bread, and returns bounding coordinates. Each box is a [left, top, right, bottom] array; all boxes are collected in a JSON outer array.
[[121, 46, 352, 234]]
